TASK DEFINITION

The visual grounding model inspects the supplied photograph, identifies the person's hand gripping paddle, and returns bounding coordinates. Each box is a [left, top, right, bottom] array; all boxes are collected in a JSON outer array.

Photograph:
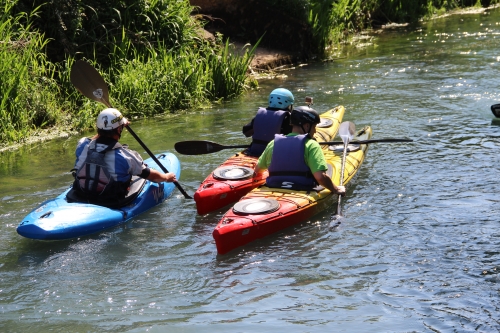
[[330, 121, 355, 228]]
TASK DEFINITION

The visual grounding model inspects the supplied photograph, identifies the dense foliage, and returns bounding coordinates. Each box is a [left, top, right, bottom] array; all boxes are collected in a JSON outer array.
[[195, 0, 498, 59], [1, 0, 256, 145], [0, 2, 63, 142], [1, 0, 498, 145], [12, 0, 200, 65]]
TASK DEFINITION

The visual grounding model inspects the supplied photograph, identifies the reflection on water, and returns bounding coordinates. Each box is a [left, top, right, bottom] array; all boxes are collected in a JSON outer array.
[[1, 8, 500, 332]]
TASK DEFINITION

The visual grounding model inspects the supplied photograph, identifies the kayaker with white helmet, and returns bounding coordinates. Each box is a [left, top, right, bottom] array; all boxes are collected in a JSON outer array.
[[72, 108, 177, 202], [242, 88, 295, 156], [254, 106, 346, 195]]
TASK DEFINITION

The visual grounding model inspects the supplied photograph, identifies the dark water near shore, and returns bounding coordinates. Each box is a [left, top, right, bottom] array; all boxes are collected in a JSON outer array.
[[2, 8, 500, 333]]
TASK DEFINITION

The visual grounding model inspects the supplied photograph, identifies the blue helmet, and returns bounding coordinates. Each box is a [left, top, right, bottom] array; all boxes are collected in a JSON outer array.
[[268, 88, 294, 109]]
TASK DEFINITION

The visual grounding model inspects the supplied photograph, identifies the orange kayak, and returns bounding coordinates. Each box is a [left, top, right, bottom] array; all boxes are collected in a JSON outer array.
[[194, 106, 346, 215]]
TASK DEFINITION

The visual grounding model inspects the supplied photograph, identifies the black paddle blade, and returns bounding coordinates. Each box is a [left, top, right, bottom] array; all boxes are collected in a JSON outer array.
[[174, 141, 225, 155], [174, 141, 250, 155], [70, 60, 112, 108], [491, 104, 500, 118]]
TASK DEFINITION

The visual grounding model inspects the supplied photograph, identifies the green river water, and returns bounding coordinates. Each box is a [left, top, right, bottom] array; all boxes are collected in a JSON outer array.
[[1, 7, 500, 332]]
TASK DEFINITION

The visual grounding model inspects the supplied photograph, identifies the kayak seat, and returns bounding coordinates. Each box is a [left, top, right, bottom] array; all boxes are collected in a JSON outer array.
[[213, 166, 254, 180], [317, 117, 333, 128], [233, 198, 280, 215], [66, 176, 147, 209]]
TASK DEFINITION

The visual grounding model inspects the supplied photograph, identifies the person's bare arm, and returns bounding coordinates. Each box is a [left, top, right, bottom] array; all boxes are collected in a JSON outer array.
[[254, 165, 266, 175], [146, 169, 177, 183], [313, 171, 345, 195]]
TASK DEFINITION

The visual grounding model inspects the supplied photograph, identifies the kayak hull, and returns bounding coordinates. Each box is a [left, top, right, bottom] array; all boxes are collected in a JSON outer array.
[[194, 106, 346, 215], [17, 152, 181, 240], [213, 126, 372, 254]]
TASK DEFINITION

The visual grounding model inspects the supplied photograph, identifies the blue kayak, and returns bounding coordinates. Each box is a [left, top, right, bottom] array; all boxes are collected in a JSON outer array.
[[17, 152, 181, 240]]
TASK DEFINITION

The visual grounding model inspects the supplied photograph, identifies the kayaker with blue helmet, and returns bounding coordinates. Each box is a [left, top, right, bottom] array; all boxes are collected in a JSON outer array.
[[254, 106, 346, 195], [72, 108, 177, 201], [242, 88, 295, 156]]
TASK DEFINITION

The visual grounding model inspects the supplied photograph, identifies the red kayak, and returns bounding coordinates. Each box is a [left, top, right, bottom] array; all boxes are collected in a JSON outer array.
[[194, 106, 346, 215], [212, 125, 372, 254]]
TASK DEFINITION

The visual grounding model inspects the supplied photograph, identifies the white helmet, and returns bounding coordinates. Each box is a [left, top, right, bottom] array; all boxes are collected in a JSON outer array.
[[96, 108, 127, 130]]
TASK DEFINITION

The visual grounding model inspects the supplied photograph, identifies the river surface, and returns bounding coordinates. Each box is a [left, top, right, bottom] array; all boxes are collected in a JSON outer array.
[[2, 8, 500, 333]]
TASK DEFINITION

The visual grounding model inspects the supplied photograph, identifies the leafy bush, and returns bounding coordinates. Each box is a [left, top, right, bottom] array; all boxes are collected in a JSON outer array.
[[1, 0, 257, 144], [0, 2, 63, 143], [2, 0, 498, 145]]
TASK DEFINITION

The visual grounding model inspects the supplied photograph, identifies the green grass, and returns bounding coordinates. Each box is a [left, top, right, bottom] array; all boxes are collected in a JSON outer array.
[[71, 39, 258, 128], [0, 0, 258, 145], [2, 0, 498, 146], [0, 2, 63, 143]]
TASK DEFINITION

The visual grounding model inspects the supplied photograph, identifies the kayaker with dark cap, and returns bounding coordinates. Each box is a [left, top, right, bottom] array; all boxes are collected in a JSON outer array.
[[72, 108, 177, 202], [254, 106, 346, 196], [242, 88, 294, 157]]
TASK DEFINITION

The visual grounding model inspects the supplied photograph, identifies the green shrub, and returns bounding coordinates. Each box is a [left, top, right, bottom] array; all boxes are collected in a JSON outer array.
[[0, 2, 63, 143]]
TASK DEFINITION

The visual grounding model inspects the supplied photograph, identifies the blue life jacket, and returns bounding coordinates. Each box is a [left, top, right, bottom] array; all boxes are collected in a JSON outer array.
[[266, 134, 317, 191], [246, 107, 287, 156]]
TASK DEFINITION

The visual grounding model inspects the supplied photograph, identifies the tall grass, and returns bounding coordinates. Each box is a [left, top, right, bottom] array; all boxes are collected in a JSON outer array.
[[104, 39, 257, 119], [1, 0, 257, 144], [307, 0, 371, 54], [205, 39, 258, 101], [60, 38, 257, 129], [2, 0, 499, 145], [0, 2, 63, 143], [110, 48, 210, 118]]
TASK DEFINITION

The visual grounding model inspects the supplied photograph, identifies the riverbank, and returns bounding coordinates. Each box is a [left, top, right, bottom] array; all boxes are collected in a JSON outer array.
[[244, 4, 500, 73], [0, 128, 76, 153], [2, 4, 498, 153], [247, 4, 500, 66]]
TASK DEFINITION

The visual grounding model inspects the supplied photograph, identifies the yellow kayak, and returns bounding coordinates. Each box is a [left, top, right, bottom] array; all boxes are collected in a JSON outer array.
[[213, 125, 372, 254]]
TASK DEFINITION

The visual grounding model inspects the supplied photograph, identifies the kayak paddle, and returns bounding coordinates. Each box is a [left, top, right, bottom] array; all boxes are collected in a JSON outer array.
[[331, 121, 355, 228], [174, 138, 413, 155], [70, 60, 193, 199], [174, 141, 251, 155]]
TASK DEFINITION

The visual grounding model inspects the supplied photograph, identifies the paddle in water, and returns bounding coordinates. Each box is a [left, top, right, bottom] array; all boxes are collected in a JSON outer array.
[[331, 121, 355, 229], [70, 60, 193, 199]]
